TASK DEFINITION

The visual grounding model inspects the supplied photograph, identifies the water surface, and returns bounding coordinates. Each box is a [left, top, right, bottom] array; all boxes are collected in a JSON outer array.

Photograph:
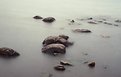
[[0, 0, 121, 77]]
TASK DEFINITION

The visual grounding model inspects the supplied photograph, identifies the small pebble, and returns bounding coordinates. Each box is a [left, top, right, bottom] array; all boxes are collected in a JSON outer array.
[[88, 61, 95, 68], [54, 65, 65, 71]]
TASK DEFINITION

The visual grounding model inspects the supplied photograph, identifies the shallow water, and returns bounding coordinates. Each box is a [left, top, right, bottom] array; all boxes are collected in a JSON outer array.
[[0, 0, 121, 77]]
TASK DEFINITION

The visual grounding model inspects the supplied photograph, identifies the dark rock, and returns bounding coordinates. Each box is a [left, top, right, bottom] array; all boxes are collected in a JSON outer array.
[[43, 17, 55, 23], [87, 17, 93, 20], [0, 47, 20, 57], [88, 61, 95, 68], [59, 35, 69, 40], [72, 29, 91, 33], [114, 24, 119, 26], [88, 21, 97, 24], [71, 20, 75, 23], [42, 36, 70, 47], [33, 16, 43, 19], [54, 65, 65, 71], [104, 22, 112, 25], [60, 60, 73, 66], [100, 35, 110, 38], [42, 44, 66, 54], [115, 20, 121, 23], [67, 42, 74, 46], [97, 20, 103, 23]]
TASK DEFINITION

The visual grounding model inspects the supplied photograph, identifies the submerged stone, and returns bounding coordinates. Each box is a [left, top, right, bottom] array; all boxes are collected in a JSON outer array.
[[71, 20, 75, 23], [54, 65, 65, 71], [0, 47, 20, 57], [33, 16, 43, 19], [72, 29, 91, 33], [60, 60, 73, 66], [88, 21, 97, 24], [88, 61, 95, 68], [43, 17, 55, 23], [87, 17, 93, 20], [115, 20, 121, 23], [58, 35, 69, 40], [104, 22, 112, 25]]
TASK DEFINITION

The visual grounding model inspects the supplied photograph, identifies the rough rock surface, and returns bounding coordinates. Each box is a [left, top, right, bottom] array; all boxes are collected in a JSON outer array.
[[42, 44, 66, 54], [72, 29, 91, 33], [33, 16, 43, 19], [42, 35, 69, 47], [0, 47, 20, 57], [42, 17, 55, 23], [58, 35, 69, 40], [88, 21, 97, 24], [88, 61, 95, 68]]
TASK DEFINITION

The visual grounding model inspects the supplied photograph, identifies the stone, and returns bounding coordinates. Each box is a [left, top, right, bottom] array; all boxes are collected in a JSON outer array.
[[115, 20, 121, 23], [42, 44, 66, 54], [88, 61, 95, 68], [114, 24, 119, 26], [0, 47, 20, 57], [88, 21, 97, 24], [71, 20, 75, 23], [33, 16, 43, 19], [58, 35, 69, 40], [54, 65, 65, 71], [104, 22, 112, 25], [60, 60, 73, 66], [72, 29, 91, 33], [87, 17, 93, 20], [42, 36, 69, 47], [43, 17, 55, 23]]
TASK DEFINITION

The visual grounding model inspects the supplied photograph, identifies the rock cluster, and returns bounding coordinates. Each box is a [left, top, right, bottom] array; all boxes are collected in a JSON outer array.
[[33, 16, 55, 23], [42, 35, 73, 55]]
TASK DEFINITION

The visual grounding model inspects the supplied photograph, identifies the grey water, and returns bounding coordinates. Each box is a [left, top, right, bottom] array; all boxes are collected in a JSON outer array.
[[0, 0, 121, 77]]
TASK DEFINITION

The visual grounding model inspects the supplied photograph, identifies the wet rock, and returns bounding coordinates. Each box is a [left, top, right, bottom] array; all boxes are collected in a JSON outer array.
[[59, 35, 69, 40], [104, 22, 112, 25], [72, 29, 91, 33], [97, 20, 103, 23], [33, 16, 43, 19], [60, 60, 73, 66], [87, 17, 93, 20], [54, 65, 65, 71], [114, 24, 119, 26], [42, 35, 71, 47], [88, 21, 97, 24], [115, 20, 121, 23], [43, 17, 55, 23], [71, 20, 75, 23], [88, 61, 95, 68], [100, 35, 110, 38], [0, 47, 20, 57], [42, 44, 66, 54]]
